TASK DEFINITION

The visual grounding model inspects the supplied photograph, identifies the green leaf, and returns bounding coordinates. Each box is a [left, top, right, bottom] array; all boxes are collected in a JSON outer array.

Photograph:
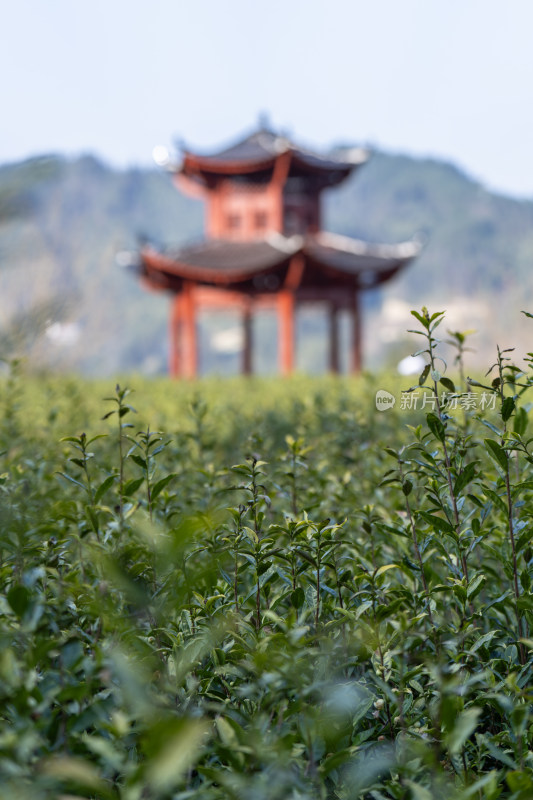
[[501, 396, 515, 422], [506, 770, 533, 793], [453, 462, 477, 496], [467, 492, 485, 508], [484, 438, 508, 472], [446, 707, 481, 755], [40, 756, 107, 792], [480, 418, 502, 436], [145, 718, 208, 792], [243, 526, 259, 544], [62, 639, 84, 670], [94, 475, 115, 504], [513, 406, 528, 436], [294, 548, 317, 567], [404, 782, 433, 800], [215, 716, 239, 747], [291, 587, 305, 608], [374, 564, 399, 578], [482, 486, 508, 514], [7, 585, 30, 616], [130, 454, 147, 470], [467, 573, 486, 599], [402, 479, 413, 496], [85, 504, 99, 533], [123, 477, 144, 497], [410, 309, 430, 329], [426, 412, 445, 442], [440, 376, 456, 392], [456, 772, 500, 798], [516, 594, 533, 612], [57, 471, 86, 491], [476, 733, 518, 769], [419, 511, 455, 535], [418, 364, 430, 386], [151, 473, 176, 501], [470, 630, 498, 653], [516, 527, 533, 553], [81, 734, 123, 771], [319, 748, 358, 777]]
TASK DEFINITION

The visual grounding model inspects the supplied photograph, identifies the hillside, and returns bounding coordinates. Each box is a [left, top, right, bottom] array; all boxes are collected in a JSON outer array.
[[1, 149, 532, 375]]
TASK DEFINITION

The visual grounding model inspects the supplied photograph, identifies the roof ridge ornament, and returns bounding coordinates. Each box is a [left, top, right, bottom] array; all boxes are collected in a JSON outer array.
[[314, 231, 423, 258], [273, 136, 291, 154], [337, 146, 370, 165], [266, 233, 303, 253]]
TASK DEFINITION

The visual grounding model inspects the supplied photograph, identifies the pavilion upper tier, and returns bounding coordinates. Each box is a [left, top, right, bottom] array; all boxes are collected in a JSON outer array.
[[175, 128, 369, 189], [165, 127, 371, 239]]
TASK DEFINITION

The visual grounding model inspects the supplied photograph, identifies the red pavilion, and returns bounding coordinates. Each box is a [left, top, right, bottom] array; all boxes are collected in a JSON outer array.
[[137, 127, 420, 376]]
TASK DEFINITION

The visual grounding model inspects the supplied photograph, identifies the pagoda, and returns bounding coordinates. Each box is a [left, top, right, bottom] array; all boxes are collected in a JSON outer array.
[[137, 126, 420, 376]]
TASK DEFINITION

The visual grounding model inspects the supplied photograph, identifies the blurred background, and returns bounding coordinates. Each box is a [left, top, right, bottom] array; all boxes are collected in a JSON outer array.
[[2, 0, 533, 376]]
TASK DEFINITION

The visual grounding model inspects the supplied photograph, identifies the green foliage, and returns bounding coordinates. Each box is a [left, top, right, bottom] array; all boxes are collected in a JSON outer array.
[[1, 309, 533, 797]]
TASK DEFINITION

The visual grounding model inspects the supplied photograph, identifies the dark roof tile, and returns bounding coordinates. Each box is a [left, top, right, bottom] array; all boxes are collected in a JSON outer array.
[[140, 233, 419, 289]]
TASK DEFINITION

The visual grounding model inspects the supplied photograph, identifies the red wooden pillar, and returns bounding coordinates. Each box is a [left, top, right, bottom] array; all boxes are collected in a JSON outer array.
[[270, 150, 292, 233], [182, 281, 198, 378], [278, 290, 295, 375], [329, 302, 340, 373], [242, 302, 253, 375], [350, 291, 362, 373], [168, 293, 181, 377]]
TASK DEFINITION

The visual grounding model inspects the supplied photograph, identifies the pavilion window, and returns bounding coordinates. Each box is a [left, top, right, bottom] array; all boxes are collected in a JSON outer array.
[[284, 208, 299, 236], [254, 210, 268, 231], [227, 213, 241, 230]]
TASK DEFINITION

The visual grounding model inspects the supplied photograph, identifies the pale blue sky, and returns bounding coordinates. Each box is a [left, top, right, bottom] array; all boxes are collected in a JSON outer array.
[[2, 0, 532, 196]]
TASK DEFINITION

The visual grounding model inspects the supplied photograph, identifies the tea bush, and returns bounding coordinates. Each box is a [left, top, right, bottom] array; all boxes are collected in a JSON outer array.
[[0, 309, 532, 799]]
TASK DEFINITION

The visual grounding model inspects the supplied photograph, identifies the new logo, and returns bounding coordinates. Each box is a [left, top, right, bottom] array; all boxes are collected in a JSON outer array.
[[375, 390, 396, 411]]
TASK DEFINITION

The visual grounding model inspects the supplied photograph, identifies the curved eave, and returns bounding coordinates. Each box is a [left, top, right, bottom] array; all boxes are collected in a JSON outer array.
[[181, 152, 276, 179], [303, 233, 421, 288], [180, 148, 368, 185], [290, 149, 369, 179], [304, 253, 410, 288], [137, 233, 420, 293], [141, 243, 293, 287]]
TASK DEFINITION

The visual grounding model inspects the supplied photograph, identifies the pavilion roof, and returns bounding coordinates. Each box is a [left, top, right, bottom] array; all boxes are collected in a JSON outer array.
[[179, 128, 369, 184], [139, 233, 420, 292]]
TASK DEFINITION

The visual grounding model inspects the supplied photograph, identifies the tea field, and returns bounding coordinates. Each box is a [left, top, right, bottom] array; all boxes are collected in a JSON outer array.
[[1, 310, 533, 799]]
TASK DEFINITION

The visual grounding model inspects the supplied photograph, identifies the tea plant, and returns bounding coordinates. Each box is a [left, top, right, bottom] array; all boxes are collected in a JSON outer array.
[[0, 309, 532, 799]]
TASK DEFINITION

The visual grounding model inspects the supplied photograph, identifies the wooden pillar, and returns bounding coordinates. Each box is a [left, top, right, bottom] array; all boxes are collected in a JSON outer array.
[[270, 151, 292, 233], [242, 302, 253, 375], [329, 302, 340, 373], [350, 291, 362, 373], [278, 290, 295, 375], [182, 281, 198, 378], [168, 293, 181, 377]]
